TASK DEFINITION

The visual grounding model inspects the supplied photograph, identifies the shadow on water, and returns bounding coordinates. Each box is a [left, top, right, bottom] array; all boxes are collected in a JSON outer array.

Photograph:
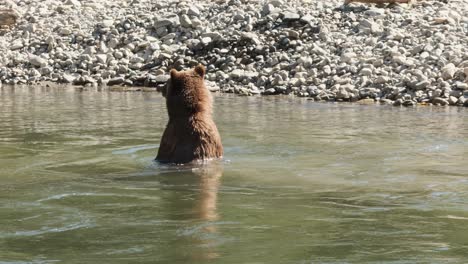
[[118, 161, 225, 262]]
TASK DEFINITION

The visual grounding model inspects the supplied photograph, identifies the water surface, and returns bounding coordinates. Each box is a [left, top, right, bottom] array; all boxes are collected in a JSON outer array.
[[1, 86, 468, 263]]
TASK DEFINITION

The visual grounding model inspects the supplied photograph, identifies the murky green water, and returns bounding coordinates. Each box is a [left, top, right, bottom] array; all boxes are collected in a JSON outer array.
[[1, 86, 468, 263]]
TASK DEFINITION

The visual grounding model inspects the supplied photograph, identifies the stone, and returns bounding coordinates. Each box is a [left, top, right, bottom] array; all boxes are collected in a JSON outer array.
[[341, 52, 356, 63], [95, 54, 108, 64], [29, 55, 46, 67], [441, 63, 456, 80], [107, 77, 125, 86], [358, 98, 375, 104], [360, 68, 372, 76], [263, 88, 277, 95], [262, 4, 275, 15], [464, 99, 468, 107], [154, 75, 170, 83], [300, 14, 314, 24], [61, 74, 75, 83], [375, 76, 389, 84], [241, 32, 261, 45], [10, 40, 23, 50], [64, 0, 82, 7], [270, 0, 284, 7], [393, 56, 407, 65], [201, 37, 212, 45], [59, 28, 72, 35], [101, 19, 114, 28], [455, 82, 468, 90], [191, 17, 203, 28], [188, 5, 201, 16], [402, 100, 415, 107], [201, 32, 222, 40], [180, 15, 192, 28], [448, 96, 458, 105], [337, 89, 350, 100], [432, 97, 449, 106], [415, 80, 430, 90], [359, 19, 382, 34], [364, 8, 385, 17], [380, 99, 393, 104], [154, 16, 179, 28], [282, 11, 300, 21], [285, 30, 300, 39]]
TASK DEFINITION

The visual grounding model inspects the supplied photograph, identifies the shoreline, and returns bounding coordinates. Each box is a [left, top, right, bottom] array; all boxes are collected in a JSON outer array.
[[2, 82, 468, 110], [1, 0, 467, 107]]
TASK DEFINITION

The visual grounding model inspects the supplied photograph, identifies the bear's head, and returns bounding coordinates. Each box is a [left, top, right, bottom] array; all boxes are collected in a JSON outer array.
[[164, 65, 213, 119]]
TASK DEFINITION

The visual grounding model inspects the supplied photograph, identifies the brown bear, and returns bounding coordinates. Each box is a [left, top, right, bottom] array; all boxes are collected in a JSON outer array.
[[156, 65, 223, 164]]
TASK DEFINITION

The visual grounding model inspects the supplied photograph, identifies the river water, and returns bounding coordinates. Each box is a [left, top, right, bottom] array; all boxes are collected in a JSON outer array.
[[1, 86, 468, 263]]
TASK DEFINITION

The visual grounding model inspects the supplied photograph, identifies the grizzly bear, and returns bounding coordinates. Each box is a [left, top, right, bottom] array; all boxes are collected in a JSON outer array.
[[156, 65, 223, 164]]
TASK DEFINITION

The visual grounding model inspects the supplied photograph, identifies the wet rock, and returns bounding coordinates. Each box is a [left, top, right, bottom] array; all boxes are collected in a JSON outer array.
[[358, 98, 375, 104], [448, 96, 458, 105], [263, 88, 277, 95], [432, 97, 449, 106], [107, 77, 125, 86], [380, 99, 393, 104], [402, 100, 415, 107], [61, 74, 76, 83]]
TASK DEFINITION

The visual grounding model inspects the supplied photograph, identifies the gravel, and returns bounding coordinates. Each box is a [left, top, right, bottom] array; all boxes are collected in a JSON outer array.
[[0, 0, 467, 107]]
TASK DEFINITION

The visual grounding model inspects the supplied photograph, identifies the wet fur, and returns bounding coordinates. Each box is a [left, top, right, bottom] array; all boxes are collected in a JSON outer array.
[[156, 65, 223, 164]]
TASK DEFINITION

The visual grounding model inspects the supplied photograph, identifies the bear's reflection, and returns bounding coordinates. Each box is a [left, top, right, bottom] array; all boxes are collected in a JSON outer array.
[[158, 163, 223, 261]]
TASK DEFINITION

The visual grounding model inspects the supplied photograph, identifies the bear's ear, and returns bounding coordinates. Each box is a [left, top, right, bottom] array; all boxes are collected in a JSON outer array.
[[170, 69, 178, 80], [194, 64, 205, 79]]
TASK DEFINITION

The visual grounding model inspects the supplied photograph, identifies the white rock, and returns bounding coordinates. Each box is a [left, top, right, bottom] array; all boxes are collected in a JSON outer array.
[[64, 0, 82, 7], [180, 15, 192, 28], [29, 55, 46, 67], [10, 39, 23, 50], [60, 28, 72, 35], [360, 68, 372, 76], [393, 56, 407, 65], [191, 18, 203, 28], [341, 52, 356, 63], [95, 54, 108, 64], [375, 76, 389, 84], [201, 37, 212, 45], [101, 19, 114, 28], [188, 5, 201, 16], [269, 0, 284, 7], [262, 4, 275, 15], [441, 63, 457, 80]]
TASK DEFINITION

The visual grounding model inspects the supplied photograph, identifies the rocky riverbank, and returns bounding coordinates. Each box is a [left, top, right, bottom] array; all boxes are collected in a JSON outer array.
[[1, 0, 467, 106]]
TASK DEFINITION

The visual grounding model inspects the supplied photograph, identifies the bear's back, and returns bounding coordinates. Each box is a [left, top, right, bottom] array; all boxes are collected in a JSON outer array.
[[156, 65, 223, 164]]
